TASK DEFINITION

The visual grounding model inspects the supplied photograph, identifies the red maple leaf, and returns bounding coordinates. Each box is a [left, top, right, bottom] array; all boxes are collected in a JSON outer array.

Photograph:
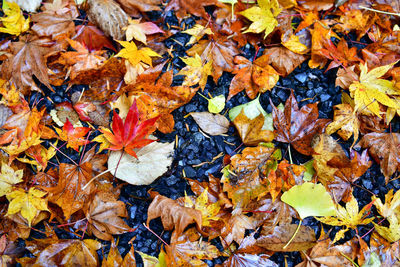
[[100, 100, 159, 158]]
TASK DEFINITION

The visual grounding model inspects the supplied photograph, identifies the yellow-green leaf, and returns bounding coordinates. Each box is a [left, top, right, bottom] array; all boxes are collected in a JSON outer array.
[[0, 164, 23, 197]]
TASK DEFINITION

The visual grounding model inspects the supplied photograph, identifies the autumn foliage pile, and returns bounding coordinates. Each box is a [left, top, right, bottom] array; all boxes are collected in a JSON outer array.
[[1, 0, 400, 266]]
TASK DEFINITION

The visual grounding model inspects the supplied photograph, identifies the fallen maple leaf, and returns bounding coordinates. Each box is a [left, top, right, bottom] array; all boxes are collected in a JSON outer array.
[[6, 187, 49, 227], [0, 1, 30, 36], [262, 46, 307, 77], [228, 55, 279, 100], [0, 35, 60, 94], [358, 132, 400, 182], [147, 191, 203, 241], [115, 40, 161, 68], [81, 191, 130, 241], [99, 100, 159, 159], [186, 35, 239, 83], [318, 194, 374, 243], [177, 54, 213, 90], [31, 12, 76, 41], [326, 103, 360, 147], [320, 39, 361, 71], [239, 0, 281, 38], [271, 90, 330, 155], [350, 61, 400, 117], [55, 119, 90, 151], [184, 188, 221, 227]]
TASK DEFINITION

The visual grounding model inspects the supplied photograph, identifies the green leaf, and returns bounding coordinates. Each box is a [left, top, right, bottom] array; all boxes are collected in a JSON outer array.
[[302, 160, 315, 182], [208, 95, 226, 114], [281, 182, 335, 219], [362, 252, 381, 267]]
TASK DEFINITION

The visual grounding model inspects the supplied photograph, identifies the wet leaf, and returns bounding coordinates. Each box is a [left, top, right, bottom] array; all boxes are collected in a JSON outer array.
[[358, 132, 400, 182], [232, 109, 275, 146], [240, 0, 281, 38], [271, 90, 330, 155], [256, 224, 316, 252], [281, 182, 335, 219], [55, 119, 90, 152], [177, 54, 213, 91], [0, 163, 23, 197], [0, 1, 30, 36], [6, 187, 49, 227], [147, 192, 202, 241]]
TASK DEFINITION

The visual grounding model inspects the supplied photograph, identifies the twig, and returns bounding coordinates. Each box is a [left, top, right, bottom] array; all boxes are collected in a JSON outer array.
[[360, 5, 400, 17]]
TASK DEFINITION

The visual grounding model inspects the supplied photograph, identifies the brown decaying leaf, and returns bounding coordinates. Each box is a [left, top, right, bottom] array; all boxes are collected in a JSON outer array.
[[0, 36, 60, 94], [256, 224, 316, 252], [271, 90, 330, 155], [190, 112, 229, 136], [262, 46, 307, 77], [358, 132, 400, 182], [83, 191, 130, 241], [87, 0, 130, 40], [147, 191, 203, 241], [232, 109, 275, 146]]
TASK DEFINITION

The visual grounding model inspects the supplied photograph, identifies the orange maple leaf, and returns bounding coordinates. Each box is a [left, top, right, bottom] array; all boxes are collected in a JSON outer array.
[[55, 119, 90, 151]]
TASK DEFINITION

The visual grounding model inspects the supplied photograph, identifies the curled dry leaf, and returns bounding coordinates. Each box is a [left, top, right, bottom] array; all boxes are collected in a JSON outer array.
[[147, 191, 202, 241], [190, 112, 229, 136], [87, 0, 129, 40], [256, 224, 316, 252], [108, 141, 175, 185]]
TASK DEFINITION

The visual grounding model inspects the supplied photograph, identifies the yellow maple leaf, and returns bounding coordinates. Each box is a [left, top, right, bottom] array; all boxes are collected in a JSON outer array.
[[182, 24, 213, 45], [326, 103, 360, 147], [185, 188, 221, 227], [0, 1, 30, 36], [114, 40, 161, 67], [6, 187, 49, 227], [0, 163, 23, 197], [349, 61, 400, 117], [178, 54, 212, 90], [239, 0, 281, 38], [372, 189, 400, 242], [317, 194, 374, 243]]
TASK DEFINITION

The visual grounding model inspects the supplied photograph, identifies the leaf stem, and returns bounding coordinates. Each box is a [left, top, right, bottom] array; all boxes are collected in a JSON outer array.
[[283, 219, 302, 249], [197, 92, 209, 100], [288, 144, 293, 164], [360, 5, 400, 16]]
